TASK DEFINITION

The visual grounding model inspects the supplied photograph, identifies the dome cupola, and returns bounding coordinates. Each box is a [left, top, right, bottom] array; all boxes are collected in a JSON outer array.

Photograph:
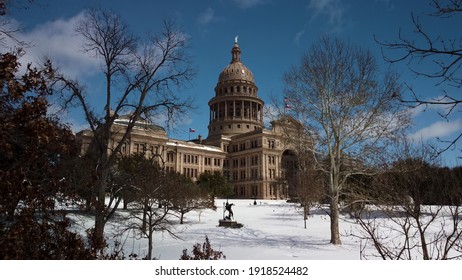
[[206, 38, 265, 140], [217, 37, 255, 86]]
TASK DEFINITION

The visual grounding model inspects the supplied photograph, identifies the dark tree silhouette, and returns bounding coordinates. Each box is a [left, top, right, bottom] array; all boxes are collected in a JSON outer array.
[[53, 9, 195, 248], [0, 51, 92, 259]]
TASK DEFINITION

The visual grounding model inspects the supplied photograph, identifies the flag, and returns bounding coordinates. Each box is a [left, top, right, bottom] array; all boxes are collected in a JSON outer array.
[[284, 96, 290, 103], [285, 103, 292, 109], [189, 128, 196, 133]]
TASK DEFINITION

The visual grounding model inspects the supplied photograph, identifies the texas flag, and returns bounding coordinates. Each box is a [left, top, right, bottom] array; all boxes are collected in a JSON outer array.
[[189, 128, 196, 133]]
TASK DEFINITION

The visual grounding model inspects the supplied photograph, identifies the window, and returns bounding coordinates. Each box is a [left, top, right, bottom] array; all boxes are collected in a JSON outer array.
[[251, 155, 259, 166], [269, 169, 276, 179], [268, 155, 276, 165], [251, 169, 258, 179], [167, 152, 175, 163], [240, 170, 246, 180]]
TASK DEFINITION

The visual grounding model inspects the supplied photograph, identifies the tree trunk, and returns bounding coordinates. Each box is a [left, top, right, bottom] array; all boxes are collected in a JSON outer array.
[[93, 165, 109, 249], [147, 216, 153, 260], [142, 200, 148, 232], [329, 194, 342, 245], [328, 152, 342, 245]]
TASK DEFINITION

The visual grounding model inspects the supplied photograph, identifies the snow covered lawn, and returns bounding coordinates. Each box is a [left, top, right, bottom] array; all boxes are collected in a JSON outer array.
[[72, 199, 361, 260]]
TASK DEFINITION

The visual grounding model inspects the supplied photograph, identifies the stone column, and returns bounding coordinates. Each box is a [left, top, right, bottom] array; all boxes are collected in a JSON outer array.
[[250, 101, 253, 120], [259, 104, 263, 125]]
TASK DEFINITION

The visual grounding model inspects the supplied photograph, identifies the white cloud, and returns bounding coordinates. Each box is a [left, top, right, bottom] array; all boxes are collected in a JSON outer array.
[[307, 0, 347, 32], [197, 7, 221, 25], [294, 30, 305, 44], [232, 0, 270, 9], [410, 119, 462, 141], [15, 12, 99, 79], [197, 7, 214, 25]]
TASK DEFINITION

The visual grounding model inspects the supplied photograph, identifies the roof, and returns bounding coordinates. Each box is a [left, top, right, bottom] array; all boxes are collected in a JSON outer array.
[[114, 114, 166, 133], [218, 42, 255, 84]]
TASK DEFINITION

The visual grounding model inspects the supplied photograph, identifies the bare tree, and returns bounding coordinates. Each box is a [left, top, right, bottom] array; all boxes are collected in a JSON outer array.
[[274, 119, 325, 228], [288, 169, 324, 229], [377, 0, 462, 155], [121, 178, 177, 260], [114, 154, 177, 260], [168, 172, 215, 224], [351, 142, 462, 259], [283, 36, 410, 245], [52, 9, 195, 248], [0, 0, 30, 47]]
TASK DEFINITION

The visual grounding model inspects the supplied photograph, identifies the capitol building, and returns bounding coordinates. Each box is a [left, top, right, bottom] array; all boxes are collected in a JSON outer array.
[[77, 40, 302, 200]]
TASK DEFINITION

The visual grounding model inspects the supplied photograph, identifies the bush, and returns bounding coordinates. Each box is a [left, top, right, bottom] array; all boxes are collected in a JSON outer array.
[[180, 236, 226, 260]]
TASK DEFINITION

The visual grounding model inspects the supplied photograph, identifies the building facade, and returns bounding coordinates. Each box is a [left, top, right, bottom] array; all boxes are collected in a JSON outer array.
[[77, 40, 301, 199]]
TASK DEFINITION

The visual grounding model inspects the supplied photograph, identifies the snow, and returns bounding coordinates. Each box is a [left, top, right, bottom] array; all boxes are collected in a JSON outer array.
[[3, 200, 462, 280], [165, 141, 223, 152], [72, 199, 362, 260]]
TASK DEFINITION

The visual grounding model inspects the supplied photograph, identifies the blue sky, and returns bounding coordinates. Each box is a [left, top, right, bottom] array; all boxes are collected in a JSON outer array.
[[5, 0, 461, 165]]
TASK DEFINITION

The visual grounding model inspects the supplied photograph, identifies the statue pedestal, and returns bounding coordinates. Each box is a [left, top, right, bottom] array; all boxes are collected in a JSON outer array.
[[218, 219, 243, 228]]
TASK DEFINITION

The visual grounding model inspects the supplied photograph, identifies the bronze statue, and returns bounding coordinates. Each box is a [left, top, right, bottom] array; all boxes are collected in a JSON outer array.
[[225, 201, 234, 220]]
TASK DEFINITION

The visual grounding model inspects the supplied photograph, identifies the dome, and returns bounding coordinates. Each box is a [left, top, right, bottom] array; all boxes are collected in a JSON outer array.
[[218, 62, 254, 84], [217, 42, 255, 84]]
